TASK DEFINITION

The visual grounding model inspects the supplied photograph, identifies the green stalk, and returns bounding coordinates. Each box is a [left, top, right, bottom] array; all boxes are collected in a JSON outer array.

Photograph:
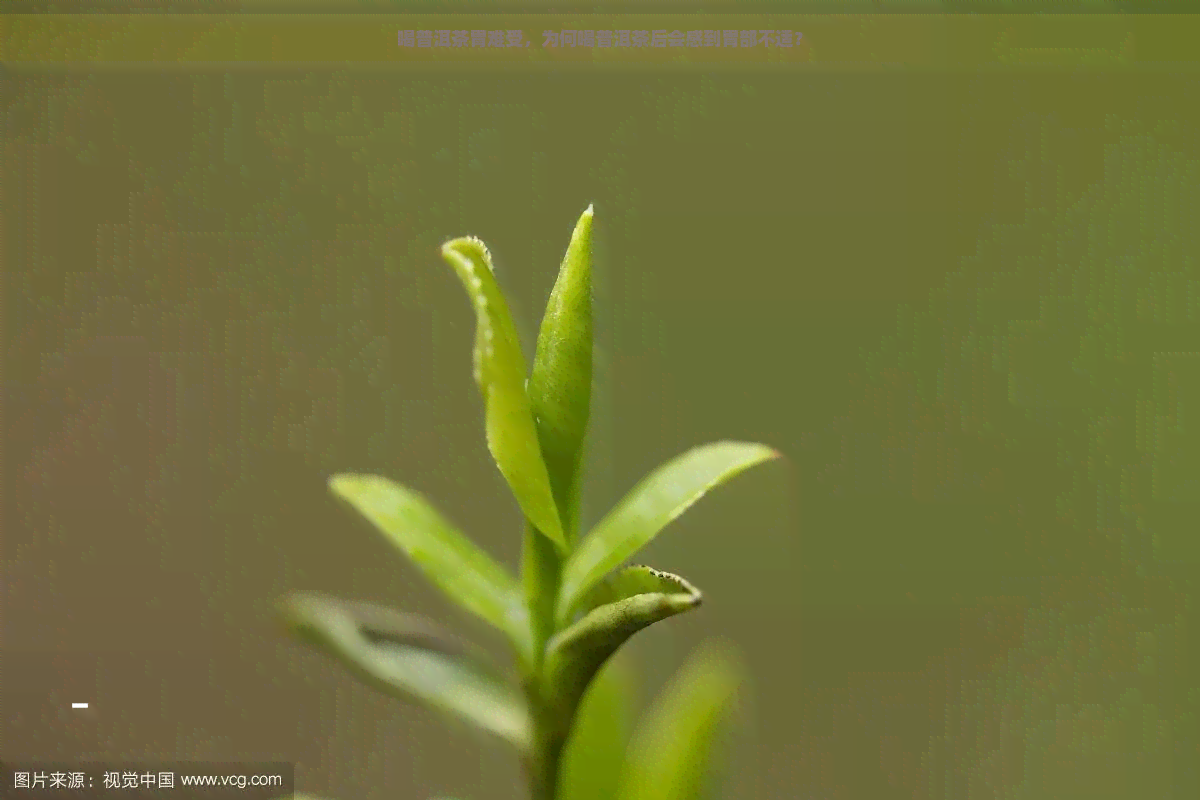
[[523, 709, 567, 800], [522, 520, 566, 799], [522, 521, 561, 670]]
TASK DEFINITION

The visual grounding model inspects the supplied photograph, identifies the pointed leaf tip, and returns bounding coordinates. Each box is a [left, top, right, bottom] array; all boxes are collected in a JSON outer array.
[[558, 440, 778, 621], [530, 205, 596, 537]]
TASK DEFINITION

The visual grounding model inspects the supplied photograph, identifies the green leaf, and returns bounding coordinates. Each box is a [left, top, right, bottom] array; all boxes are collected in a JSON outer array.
[[615, 643, 746, 800], [529, 204, 594, 538], [559, 652, 637, 800], [545, 566, 701, 720], [557, 441, 779, 623], [326, 474, 529, 659], [278, 592, 531, 752], [440, 236, 565, 549]]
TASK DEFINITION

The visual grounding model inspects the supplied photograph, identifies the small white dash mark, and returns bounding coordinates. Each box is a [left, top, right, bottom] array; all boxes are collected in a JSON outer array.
[[72, 703, 89, 709]]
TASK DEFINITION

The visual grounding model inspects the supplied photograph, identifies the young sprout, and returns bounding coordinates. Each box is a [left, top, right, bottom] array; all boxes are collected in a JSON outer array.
[[278, 205, 780, 800]]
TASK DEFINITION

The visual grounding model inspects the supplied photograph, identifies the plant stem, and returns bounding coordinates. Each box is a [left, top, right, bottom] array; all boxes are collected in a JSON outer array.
[[521, 521, 565, 798], [524, 702, 567, 800], [522, 522, 562, 671]]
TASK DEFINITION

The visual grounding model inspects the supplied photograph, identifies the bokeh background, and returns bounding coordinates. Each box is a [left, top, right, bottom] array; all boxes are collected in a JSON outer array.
[[4, 8, 1200, 800]]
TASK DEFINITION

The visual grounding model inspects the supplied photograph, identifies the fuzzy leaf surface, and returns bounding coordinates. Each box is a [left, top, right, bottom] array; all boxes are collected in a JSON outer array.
[[546, 566, 701, 718], [529, 204, 594, 538], [327, 474, 528, 657], [615, 643, 745, 800], [279, 592, 531, 752], [558, 441, 778, 622], [441, 236, 565, 548]]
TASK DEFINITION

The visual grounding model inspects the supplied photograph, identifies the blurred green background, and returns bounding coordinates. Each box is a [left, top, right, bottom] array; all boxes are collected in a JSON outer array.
[[4, 10, 1200, 799]]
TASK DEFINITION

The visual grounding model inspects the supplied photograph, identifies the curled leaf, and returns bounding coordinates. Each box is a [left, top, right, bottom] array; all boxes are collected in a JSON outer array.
[[529, 204, 594, 537], [278, 592, 531, 752], [441, 236, 565, 548], [327, 473, 530, 660], [616, 642, 746, 800], [544, 566, 702, 718], [558, 441, 779, 623]]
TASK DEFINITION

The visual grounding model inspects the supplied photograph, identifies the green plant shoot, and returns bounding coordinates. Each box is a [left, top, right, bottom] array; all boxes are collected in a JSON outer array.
[[277, 205, 780, 800]]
